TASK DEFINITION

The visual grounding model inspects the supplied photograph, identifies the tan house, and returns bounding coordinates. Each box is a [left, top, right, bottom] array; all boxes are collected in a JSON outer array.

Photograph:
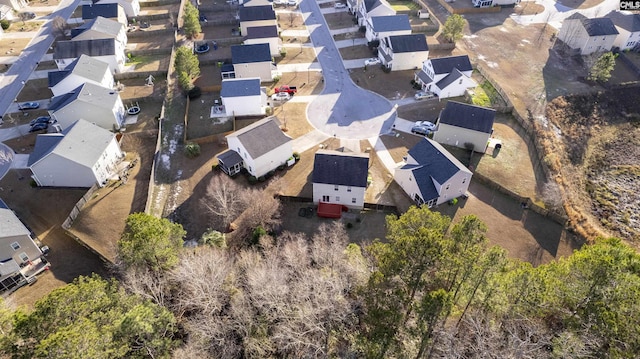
[[231, 43, 276, 82], [238, 5, 277, 35], [557, 13, 619, 55], [433, 101, 495, 152]]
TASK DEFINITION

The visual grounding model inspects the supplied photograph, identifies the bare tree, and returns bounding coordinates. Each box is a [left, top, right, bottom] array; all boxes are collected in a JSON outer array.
[[51, 16, 69, 38], [202, 174, 246, 231]]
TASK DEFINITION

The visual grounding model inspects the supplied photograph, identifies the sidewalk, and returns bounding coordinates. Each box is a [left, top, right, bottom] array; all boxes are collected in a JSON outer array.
[[277, 62, 323, 72], [292, 129, 330, 153], [334, 38, 367, 48], [0, 31, 40, 39], [28, 70, 50, 80], [329, 26, 359, 36], [367, 135, 400, 176], [281, 29, 310, 37]]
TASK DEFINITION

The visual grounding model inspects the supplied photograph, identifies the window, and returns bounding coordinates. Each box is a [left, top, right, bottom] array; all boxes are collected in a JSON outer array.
[[462, 178, 466, 184], [347, 186, 352, 192], [10, 242, 20, 251], [446, 184, 450, 190], [334, 185, 339, 191], [352, 198, 356, 204], [322, 195, 330, 202], [459, 79, 463, 84], [336, 196, 340, 202], [19, 253, 29, 262]]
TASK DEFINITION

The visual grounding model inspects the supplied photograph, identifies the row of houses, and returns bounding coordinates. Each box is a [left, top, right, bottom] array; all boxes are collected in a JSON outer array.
[[557, 11, 640, 55]]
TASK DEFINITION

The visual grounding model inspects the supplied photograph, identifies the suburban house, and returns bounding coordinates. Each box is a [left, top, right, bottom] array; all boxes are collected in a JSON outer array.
[[48, 82, 126, 131], [433, 101, 495, 152], [378, 34, 429, 71], [0, 199, 45, 292], [53, 37, 126, 74], [394, 138, 472, 207], [81, 3, 127, 25], [238, 5, 277, 35], [29, 119, 124, 188], [357, 0, 395, 26], [220, 78, 268, 117], [557, 13, 619, 55], [347, 0, 361, 15], [48, 55, 114, 97], [217, 117, 293, 178], [605, 11, 640, 51], [70, 16, 127, 49], [230, 43, 276, 82], [365, 14, 411, 42], [312, 150, 370, 210], [472, 0, 520, 8], [240, 0, 273, 6], [96, 0, 140, 17], [414, 55, 476, 98], [244, 25, 281, 57]]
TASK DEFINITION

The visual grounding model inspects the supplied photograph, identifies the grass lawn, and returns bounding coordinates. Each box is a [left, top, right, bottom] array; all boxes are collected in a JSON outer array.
[[388, 0, 420, 11]]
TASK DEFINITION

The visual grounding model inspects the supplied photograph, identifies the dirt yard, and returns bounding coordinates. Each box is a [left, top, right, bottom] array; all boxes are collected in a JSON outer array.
[[324, 12, 357, 30], [339, 45, 376, 60], [278, 12, 306, 30], [350, 67, 417, 99], [0, 38, 31, 57], [276, 48, 317, 65], [118, 77, 168, 102]]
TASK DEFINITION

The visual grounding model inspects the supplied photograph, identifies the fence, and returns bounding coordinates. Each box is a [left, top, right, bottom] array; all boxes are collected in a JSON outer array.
[[128, 48, 172, 56], [114, 70, 168, 80], [61, 184, 101, 230], [134, 13, 172, 22], [615, 50, 640, 77], [435, 0, 502, 14], [198, 4, 238, 12], [140, 0, 180, 7], [203, 18, 238, 26], [411, 24, 439, 33], [427, 42, 455, 50], [278, 196, 400, 215], [127, 28, 175, 39]]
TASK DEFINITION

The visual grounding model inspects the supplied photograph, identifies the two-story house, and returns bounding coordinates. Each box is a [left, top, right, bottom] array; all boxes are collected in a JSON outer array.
[[433, 101, 495, 152], [95, 0, 140, 17], [605, 11, 640, 51], [357, 0, 394, 27], [230, 43, 276, 82], [244, 25, 281, 57], [238, 5, 277, 35], [48, 82, 126, 130], [365, 14, 411, 42], [557, 13, 619, 55], [414, 55, 476, 98], [378, 33, 429, 71], [54, 37, 126, 74], [71, 16, 127, 48], [220, 78, 268, 117], [312, 150, 370, 210], [48, 55, 114, 97], [81, 3, 127, 25]]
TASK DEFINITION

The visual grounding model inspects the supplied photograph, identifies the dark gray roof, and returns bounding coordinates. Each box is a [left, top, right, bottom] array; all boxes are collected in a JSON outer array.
[[435, 68, 463, 90], [566, 13, 587, 21], [580, 17, 619, 36], [227, 118, 291, 158], [231, 43, 272, 64], [388, 34, 428, 53], [246, 25, 279, 39], [605, 11, 640, 32], [216, 150, 243, 167], [407, 138, 468, 186], [48, 85, 82, 112], [221, 78, 261, 97], [28, 134, 64, 166], [239, 5, 275, 22], [430, 55, 472, 75], [416, 69, 433, 84], [82, 3, 119, 19], [371, 15, 411, 32], [312, 150, 369, 187], [71, 17, 95, 37], [404, 164, 439, 202], [364, 0, 384, 12], [48, 70, 71, 87], [0, 198, 8, 209], [438, 101, 495, 134], [54, 38, 116, 59]]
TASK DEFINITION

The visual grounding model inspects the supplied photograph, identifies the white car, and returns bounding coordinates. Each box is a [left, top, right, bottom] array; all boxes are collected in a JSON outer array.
[[334, 3, 347, 8], [414, 91, 436, 100], [411, 121, 436, 135], [364, 57, 381, 66], [287, 0, 297, 5], [274, 0, 286, 3], [271, 92, 291, 102]]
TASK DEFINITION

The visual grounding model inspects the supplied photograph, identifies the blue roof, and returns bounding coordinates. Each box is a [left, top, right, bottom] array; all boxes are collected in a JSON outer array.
[[216, 150, 243, 167], [371, 15, 411, 32], [221, 78, 261, 97], [82, 3, 119, 19], [47, 84, 83, 112], [407, 138, 464, 184], [28, 134, 65, 166], [430, 55, 472, 75], [438, 101, 495, 134], [435, 68, 464, 90], [231, 44, 272, 64], [246, 25, 279, 39], [388, 34, 428, 53], [312, 150, 369, 187], [48, 70, 71, 88], [580, 17, 619, 36], [408, 165, 439, 202], [239, 5, 275, 22]]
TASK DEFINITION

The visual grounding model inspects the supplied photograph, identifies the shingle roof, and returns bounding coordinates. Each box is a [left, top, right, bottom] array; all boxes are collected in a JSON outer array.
[[239, 5, 275, 22], [216, 149, 243, 167], [580, 17, 619, 36], [605, 11, 640, 32], [48, 54, 110, 87], [231, 43, 272, 64], [48, 70, 71, 88], [72, 16, 123, 40], [221, 78, 261, 97], [430, 55, 473, 75], [435, 68, 463, 90], [246, 25, 279, 39], [29, 119, 117, 169], [48, 87, 82, 112], [312, 150, 369, 187], [371, 15, 411, 32], [227, 118, 291, 159], [364, 0, 390, 12], [0, 204, 31, 238], [82, 3, 120, 19], [48, 82, 121, 113], [27, 134, 64, 166], [416, 69, 433, 84], [407, 138, 470, 186], [54, 38, 116, 59], [388, 33, 428, 53], [242, 0, 273, 7], [438, 101, 495, 134]]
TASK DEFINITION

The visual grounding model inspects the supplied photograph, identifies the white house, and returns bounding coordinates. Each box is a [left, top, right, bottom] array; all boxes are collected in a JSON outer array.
[[29, 119, 124, 188], [220, 78, 268, 117], [414, 55, 476, 98], [54, 38, 126, 74], [357, 0, 395, 27], [0, 199, 44, 291], [48, 82, 126, 131], [71, 16, 127, 48], [218, 118, 293, 178], [238, 5, 277, 35], [378, 34, 429, 71], [605, 11, 640, 51], [394, 138, 472, 207], [365, 14, 411, 42], [312, 150, 369, 209], [244, 25, 281, 57], [347, 0, 362, 15], [96, 0, 140, 17], [557, 13, 619, 55], [82, 3, 127, 25], [231, 43, 276, 82], [433, 101, 495, 152], [472, 0, 520, 8], [240, 0, 273, 7], [48, 55, 114, 97]]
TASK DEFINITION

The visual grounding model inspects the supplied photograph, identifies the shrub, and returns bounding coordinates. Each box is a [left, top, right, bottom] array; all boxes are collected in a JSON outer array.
[[345, 222, 353, 229], [184, 142, 201, 158], [273, 75, 281, 84], [382, 66, 391, 73], [248, 176, 258, 184], [251, 225, 267, 245], [212, 163, 219, 171], [1, 20, 10, 30], [279, 48, 287, 57], [293, 152, 301, 161]]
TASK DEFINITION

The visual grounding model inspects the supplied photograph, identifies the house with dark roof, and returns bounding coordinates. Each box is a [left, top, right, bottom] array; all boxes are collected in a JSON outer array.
[[605, 11, 640, 51], [82, 3, 127, 25], [312, 150, 370, 209], [218, 117, 293, 177], [365, 14, 411, 42], [244, 25, 281, 57], [96, 0, 140, 17], [240, 0, 273, 6], [220, 78, 267, 117], [230, 43, 276, 82], [54, 37, 125, 74], [71, 16, 127, 48], [238, 5, 277, 35], [394, 138, 472, 207], [414, 55, 476, 98], [48, 55, 114, 97], [557, 14, 619, 55], [357, 0, 394, 27], [378, 34, 429, 71], [29, 119, 124, 188], [48, 82, 126, 130], [433, 101, 495, 152]]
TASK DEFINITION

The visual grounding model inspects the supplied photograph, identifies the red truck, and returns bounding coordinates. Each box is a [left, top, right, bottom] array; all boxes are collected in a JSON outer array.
[[274, 85, 297, 95]]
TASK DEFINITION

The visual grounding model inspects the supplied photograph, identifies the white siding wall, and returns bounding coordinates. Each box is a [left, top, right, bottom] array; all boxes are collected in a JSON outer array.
[[581, 34, 617, 54], [0, 234, 42, 266], [391, 50, 428, 71], [558, 20, 616, 55], [240, 20, 277, 36], [435, 170, 471, 205], [31, 153, 98, 187], [433, 123, 491, 152], [51, 72, 113, 97], [313, 183, 366, 209], [52, 101, 122, 131], [222, 95, 263, 116], [394, 167, 424, 203], [244, 37, 281, 57], [92, 137, 123, 184], [614, 28, 640, 50], [434, 76, 476, 99], [234, 62, 273, 83], [251, 142, 292, 177]]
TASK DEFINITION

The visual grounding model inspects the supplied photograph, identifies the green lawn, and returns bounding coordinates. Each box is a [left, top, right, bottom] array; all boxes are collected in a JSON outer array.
[[388, 0, 420, 11]]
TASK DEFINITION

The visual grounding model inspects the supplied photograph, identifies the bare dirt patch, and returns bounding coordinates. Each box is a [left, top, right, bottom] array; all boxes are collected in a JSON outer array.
[[273, 102, 315, 139], [118, 77, 168, 102], [185, 93, 234, 141], [349, 67, 416, 99], [278, 12, 306, 30], [268, 71, 324, 96], [332, 31, 365, 42], [276, 47, 317, 64], [201, 25, 242, 40], [339, 45, 375, 60], [512, 1, 545, 15], [0, 38, 31, 57], [17, 78, 53, 101], [129, 54, 170, 72], [5, 22, 45, 33], [324, 12, 357, 30], [128, 33, 174, 51]]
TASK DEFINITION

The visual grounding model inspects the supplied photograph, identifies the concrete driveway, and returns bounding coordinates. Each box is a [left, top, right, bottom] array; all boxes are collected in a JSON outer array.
[[300, 0, 395, 140]]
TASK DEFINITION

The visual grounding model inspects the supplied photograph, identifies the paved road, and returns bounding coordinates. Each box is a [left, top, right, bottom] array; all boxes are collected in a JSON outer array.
[[0, 0, 81, 120], [300, 0, 395, 140]]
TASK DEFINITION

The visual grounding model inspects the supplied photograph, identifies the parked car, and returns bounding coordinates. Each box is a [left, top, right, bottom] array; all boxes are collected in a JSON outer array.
[[274, 85, 297, 95], [414, 91, 435, 100], [19, 102, 39, 110], [411, 121, 436, 136], [29, 122, 48, 133], [195, 43, 210, 54], [364, 57, 381, 66], [271, 92, 291, 102], [199, 14, 208, 22], [334, 3, 347, 8], [287, 0, 297, 6], [29, 116, 51, 126], [274, 0, 287, 4]]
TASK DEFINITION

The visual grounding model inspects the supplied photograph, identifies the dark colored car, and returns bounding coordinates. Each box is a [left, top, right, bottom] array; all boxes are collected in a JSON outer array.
[[199, 14, 208, 22], [29, 122, 48, 133], [19, 102, 39, 110], [29, 116, 51, 126]]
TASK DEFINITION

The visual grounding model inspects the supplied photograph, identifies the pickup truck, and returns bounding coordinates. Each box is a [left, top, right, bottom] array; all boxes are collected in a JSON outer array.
[[274, 85, 297, 95]]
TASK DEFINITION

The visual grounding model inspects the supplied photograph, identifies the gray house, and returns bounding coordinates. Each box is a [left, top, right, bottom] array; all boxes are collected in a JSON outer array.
[[54, 37, 126, 74], [238, 5, 277, 35], [230, 43, 276, 82], [244, 25, 281, 57], [433, 101, 495, 152], [378, 34, 429, 71], [82, 3, 127, 25], [48, 54, 114, 97], [365, 14, 411, 42], [48, 82, 126, 130]]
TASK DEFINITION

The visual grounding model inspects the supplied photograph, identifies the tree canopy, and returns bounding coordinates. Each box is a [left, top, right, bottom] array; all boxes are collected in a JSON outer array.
[[587, 52, 617, 82], [174, 46, 200, 90], [442, 14, 466, 43], [182, 1, 201, 39]]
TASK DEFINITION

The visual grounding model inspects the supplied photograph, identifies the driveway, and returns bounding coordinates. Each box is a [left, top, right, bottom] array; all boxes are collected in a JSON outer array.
[[300, 0, 395, 140]]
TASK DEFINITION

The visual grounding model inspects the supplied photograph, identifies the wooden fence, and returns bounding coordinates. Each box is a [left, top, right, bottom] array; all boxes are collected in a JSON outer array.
[[140, 0, 180, 7], [115, 70, 168, 80], [126, 28, 175, 39], [128, 48, 172, 57], [61, 184, 101, 230]]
